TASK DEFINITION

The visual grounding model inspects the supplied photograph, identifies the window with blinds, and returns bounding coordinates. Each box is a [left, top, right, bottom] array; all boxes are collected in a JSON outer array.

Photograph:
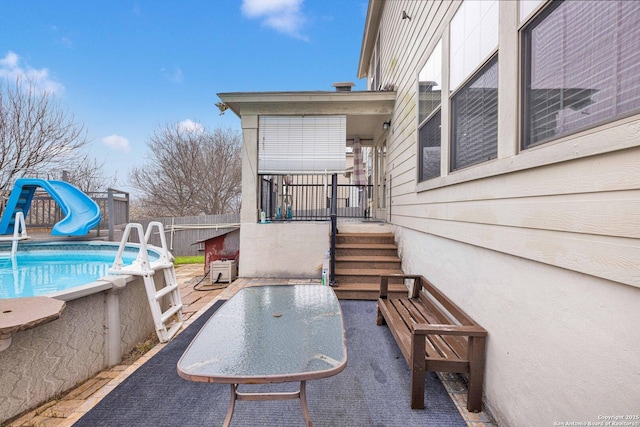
[[418, 39, 442, 182], [451, 55, 499, 171], [419, 110, 442, 181], [449, 0, 499, 172], [258, 115, 346, 174], [522, 0, 640, 149]]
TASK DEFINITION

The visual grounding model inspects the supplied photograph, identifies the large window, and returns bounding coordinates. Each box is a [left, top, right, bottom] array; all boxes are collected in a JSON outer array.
[[522, 0, 640, 149], [418, 40, 442, 182], [451, 56, 499, 170], [449, 0, 499, 171], [449, 0, 498, 92]]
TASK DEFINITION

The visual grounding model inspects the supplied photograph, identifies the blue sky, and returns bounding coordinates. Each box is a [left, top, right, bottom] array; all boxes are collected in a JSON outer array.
[[0, 0, 369, 195]]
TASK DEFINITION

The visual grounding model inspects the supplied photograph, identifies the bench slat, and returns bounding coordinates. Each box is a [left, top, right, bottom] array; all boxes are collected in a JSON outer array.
[[392, 299, 447, 361], [401, 298, 467, 360], [416, 277, 477, 326], [417, 292, 473, 358], [378, 299, 412, 361], [377, 274, 487, 413]]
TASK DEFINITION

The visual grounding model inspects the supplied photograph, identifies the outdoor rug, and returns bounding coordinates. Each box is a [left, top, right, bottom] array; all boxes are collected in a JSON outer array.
[[76, 299, 466, 426]]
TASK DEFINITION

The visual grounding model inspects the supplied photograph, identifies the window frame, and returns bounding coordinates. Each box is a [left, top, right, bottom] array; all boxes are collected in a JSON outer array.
[[417, 39, 443, 183], [415, 0, 640, 195], [418, 108, 442, 182], [450, 54, 499, 172], [520, 0, 640, 150]]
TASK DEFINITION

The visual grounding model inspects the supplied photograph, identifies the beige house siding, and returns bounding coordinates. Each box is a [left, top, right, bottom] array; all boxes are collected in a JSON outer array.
[[366, 0, 640, 425]]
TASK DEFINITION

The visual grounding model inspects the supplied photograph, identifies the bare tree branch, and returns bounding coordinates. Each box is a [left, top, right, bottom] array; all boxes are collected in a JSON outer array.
[[0, 76, 88, 193], [58, 154, 118, 194], [129, 122, 242, 217]]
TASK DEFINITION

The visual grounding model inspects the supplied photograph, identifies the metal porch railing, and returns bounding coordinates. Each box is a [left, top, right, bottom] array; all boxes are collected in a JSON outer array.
[[259, 174, 372, 222]]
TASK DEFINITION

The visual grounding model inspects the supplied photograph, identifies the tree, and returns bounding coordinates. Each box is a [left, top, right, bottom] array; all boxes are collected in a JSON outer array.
[[59, 153, 118, 194], [0, 77, 88, 193], [129, 123, 241, 217]]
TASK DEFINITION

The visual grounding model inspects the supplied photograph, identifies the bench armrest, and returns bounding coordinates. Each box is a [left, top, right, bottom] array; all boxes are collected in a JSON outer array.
[[411, 323, 487, 337], [379, 274, 423, 298]]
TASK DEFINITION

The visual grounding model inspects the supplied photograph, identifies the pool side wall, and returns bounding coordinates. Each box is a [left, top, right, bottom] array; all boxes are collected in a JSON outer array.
[[0, 275, 155, 424]]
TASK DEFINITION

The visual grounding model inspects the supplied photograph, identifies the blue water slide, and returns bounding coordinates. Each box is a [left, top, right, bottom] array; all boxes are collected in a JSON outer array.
[[0, 178, 101, 236]]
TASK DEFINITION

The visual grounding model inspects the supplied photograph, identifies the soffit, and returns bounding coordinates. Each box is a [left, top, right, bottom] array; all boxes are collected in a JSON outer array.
[[218, 90, 396, 145]]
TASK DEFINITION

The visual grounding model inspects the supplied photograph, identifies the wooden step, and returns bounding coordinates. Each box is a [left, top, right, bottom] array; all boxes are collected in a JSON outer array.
[[335, 255, 401, 270], [335, 243, 398, 257], [332, 230, 403, 300], [335, 268, 404, 283], [336, 232, 395, 245]]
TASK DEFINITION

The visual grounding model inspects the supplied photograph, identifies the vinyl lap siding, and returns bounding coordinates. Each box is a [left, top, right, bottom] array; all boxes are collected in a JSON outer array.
[[376, 0, 639, 289]]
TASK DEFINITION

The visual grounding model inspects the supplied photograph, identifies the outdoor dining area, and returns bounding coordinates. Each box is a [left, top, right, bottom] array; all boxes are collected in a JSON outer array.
[[9, 270, 494, 427]]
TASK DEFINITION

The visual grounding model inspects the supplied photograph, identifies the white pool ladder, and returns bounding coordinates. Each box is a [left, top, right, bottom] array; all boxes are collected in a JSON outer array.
[[0, 212, 29, 257], [109, 222, 184, 343]]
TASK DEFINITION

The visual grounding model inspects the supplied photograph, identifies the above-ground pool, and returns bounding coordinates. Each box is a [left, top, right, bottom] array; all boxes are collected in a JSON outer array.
[[0, 239, 168, 423], [0, 241, 161, 299]]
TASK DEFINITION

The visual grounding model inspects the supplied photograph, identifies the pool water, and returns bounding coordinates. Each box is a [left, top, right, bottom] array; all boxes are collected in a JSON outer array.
[[0, 245, 159, 299]]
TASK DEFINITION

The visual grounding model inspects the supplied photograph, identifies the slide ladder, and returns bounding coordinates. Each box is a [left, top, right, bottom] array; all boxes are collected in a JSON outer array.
[[0, 212, 29, 257], [109, 222, 184, 343]]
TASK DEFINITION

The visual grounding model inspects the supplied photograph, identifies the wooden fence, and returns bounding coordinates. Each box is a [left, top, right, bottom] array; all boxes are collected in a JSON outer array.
[[0, 184, 239, 256], [133, 214, 240, 257]]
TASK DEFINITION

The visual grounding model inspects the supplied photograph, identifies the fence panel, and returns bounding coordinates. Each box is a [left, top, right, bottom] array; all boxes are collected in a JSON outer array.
[[0, 186, 239, 257], [136, 214, 240, 257]]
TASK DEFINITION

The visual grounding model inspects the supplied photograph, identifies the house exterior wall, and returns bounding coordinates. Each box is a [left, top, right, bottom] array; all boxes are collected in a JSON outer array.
[[368, 1, 640, 425], [236, 113, 331, 279], [238, 222, 329, 278]]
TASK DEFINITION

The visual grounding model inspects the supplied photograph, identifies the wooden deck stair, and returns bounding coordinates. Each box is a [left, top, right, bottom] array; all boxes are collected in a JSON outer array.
[[332, 231, 408, 300]]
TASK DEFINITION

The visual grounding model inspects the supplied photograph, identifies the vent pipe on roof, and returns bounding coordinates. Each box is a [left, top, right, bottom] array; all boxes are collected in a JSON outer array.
[[332, 82, 355, 92]]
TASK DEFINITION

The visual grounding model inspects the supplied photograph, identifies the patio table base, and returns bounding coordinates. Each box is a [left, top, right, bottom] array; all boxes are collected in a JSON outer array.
[[224, 381, 312, 427]]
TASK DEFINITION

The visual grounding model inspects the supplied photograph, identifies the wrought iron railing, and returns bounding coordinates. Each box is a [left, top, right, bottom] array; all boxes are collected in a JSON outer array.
[[259, 174, 372, 221]]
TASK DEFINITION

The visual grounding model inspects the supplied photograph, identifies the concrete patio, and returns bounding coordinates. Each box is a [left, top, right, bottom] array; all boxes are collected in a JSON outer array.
[[6, 264, 495, 427]]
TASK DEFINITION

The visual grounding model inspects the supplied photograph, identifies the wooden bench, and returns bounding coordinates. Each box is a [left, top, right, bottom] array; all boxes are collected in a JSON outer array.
[[376, 274, 487, 412]]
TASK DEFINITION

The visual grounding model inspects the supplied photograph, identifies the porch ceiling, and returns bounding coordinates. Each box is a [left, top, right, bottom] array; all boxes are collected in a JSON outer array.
[[217, 90, 396, 146]]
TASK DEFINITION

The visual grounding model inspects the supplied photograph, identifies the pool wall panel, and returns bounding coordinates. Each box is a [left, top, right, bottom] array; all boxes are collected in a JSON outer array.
[[0, 276, 156, 424]]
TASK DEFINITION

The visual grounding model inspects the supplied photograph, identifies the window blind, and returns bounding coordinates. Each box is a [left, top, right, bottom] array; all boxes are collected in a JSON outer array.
[[419, 109, 441, 181], [451, 55, 499, 170], [258, 115, 346, 174], [522, 0, 640, 148]]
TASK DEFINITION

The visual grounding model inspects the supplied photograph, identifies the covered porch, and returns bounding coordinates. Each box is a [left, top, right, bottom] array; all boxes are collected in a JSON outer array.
[[217, 89, 397, 281]]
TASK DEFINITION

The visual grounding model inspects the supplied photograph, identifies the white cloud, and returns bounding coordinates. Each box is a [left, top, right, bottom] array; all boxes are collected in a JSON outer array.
[[177, 119, 204, 134], [1, 51, 19, 68], [161, 66, 183, 83], [102, 135, 131, 153], [241, 0, 307, 40], [0, 51, 64, 94]]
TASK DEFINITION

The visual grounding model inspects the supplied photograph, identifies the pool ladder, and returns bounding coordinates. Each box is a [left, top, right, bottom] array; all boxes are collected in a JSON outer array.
[[0, 212, 29, 257], [109, 222, 184, 343]]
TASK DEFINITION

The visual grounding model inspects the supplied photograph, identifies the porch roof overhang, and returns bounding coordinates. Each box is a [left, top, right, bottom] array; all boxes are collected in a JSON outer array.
[[217, 90, 396, 146]]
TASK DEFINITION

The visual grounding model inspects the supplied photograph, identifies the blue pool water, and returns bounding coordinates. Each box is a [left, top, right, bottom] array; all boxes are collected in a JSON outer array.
[[0, 243, 160, 299]]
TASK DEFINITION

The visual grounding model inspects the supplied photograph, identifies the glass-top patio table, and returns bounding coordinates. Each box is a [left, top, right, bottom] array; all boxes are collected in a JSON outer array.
[[177, 284, 347, 427]]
